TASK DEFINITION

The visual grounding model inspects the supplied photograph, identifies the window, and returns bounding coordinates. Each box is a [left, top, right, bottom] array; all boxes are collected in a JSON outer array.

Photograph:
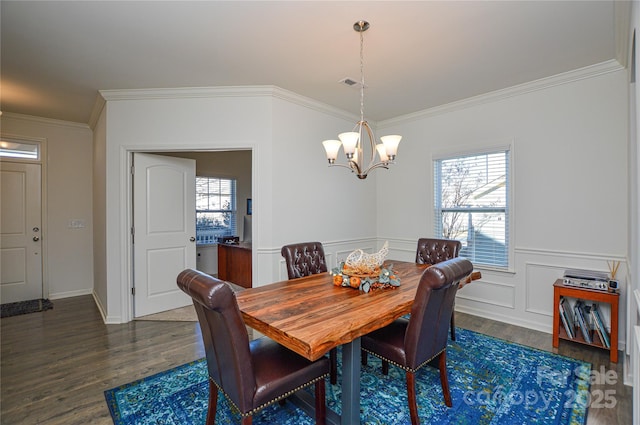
[[0, 138, 40, 160], [196, 177, 237, 245], [434, 148, 510, 269]]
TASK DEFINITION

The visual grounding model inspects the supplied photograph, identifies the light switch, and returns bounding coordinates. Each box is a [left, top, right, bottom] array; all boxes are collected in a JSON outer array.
[[68, 219, 86, 229]]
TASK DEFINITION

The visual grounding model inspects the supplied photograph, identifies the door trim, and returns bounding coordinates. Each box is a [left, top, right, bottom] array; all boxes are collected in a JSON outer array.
[[0, 134, 48, 299], [122, 147, 255, 323]]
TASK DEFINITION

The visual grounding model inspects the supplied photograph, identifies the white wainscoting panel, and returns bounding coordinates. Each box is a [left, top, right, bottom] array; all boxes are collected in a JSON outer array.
[[524, 262, 567, 316], [457, 280, 515, 309]]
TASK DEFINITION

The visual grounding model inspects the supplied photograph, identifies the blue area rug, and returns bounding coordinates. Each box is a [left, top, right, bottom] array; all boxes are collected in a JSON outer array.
[[105, 328, 590, 425]]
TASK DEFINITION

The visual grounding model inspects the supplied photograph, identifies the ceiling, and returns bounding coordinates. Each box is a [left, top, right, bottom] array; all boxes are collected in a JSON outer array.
[[0, 1, 629, 125]]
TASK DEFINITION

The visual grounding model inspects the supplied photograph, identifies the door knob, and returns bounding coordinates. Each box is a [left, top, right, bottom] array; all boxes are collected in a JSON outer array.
[[33, 227, 40, 232], [33, 236, 40, 242], [189, 237, 196, 242]]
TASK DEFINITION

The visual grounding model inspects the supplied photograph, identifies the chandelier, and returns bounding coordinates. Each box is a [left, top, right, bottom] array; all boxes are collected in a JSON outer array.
[[322, 20, 401, 180]]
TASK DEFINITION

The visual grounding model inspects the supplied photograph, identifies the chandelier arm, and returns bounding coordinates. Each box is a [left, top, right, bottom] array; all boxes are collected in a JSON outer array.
[[328, 163, 358, 171], [360, 121, 378, 169], [361, 162, 390, 176], [349, 158, 363, 175], [327, 160, 363, 175]]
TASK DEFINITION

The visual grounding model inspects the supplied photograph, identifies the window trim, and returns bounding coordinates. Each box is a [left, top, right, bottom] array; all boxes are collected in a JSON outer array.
[[432, 143, 514, 272]]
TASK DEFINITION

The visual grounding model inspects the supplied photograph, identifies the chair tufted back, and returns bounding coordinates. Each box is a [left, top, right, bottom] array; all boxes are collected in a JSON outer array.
[[176, 269, 256, 414], [281, 242, 328, 280], [405, 257, 473, 369], [415, 238, 462, 265]]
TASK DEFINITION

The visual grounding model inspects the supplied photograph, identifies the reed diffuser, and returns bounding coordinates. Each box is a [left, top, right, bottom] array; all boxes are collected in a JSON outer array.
[[607, 260, 620, 293]]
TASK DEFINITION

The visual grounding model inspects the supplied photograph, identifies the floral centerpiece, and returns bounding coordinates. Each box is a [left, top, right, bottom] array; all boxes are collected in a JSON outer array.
[[330, 241, 401, 293]]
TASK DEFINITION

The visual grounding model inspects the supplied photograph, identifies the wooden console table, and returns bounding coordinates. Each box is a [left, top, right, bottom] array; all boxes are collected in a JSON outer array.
[[552, 279, 618, 362], [218, 243, 252, 288]]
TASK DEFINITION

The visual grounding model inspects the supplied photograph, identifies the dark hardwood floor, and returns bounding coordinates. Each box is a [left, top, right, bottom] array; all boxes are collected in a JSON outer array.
[[0, 295, 632, 424]]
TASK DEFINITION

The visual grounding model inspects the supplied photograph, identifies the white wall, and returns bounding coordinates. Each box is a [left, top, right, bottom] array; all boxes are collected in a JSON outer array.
[[5, 67, 632, 354], [97, 70, 631, 334], [377, 66, 629, 345], [97, 89, 269, 322], [1, 113, 94, 300], [97, 87, 376, 322], [270, 95, 381, 279], [92, 110, 108, 316]]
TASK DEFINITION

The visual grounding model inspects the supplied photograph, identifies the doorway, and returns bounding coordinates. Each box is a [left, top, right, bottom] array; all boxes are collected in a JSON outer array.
[[130, 149, 252, 317]]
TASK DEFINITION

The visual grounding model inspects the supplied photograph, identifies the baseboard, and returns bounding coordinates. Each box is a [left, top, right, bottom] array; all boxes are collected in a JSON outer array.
[[456, 304, 627, 355], [455, 304, 550, 334], [48, 288, 93, 300]]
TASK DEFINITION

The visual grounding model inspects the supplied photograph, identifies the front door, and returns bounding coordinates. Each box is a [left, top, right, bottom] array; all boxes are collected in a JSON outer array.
[[1, 161, 43, 303], [132, 153, 196, 317]]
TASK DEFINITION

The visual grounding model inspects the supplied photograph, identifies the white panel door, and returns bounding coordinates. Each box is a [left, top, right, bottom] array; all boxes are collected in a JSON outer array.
[[133, 153, 196, 317], [1, 162, 43, 303]]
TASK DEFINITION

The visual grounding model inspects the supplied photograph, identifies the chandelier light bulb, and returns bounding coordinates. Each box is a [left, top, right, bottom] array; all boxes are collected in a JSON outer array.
[[376, 144, 389, 162], [380, 135, 401, 160], [338, 132, 360, 158], [322, 140, 342, 163]]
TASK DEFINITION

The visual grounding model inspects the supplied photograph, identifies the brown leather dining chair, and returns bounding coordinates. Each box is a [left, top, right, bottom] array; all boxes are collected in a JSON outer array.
[[280, 242, 338, 385], [177, 269, 330, 425], [415, 238, 462, 340], [361, 257, 473, 425], [281, 241, 328, 279]]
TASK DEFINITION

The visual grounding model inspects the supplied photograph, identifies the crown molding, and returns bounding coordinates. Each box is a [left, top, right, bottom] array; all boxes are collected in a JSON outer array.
[[379, 59, 624, 128], [50, 58, 624, 132], [98, 85, 277, 101], [1, 112, 90, 130], [614, 0, 632, 69], [270, 86, 360, 123], [88, 93, 106, 130], [97, 85, 358, 123]]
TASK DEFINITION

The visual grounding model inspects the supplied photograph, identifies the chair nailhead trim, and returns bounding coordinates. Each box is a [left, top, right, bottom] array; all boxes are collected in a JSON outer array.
[[361, 348, 445, 373], [210, 373, 329, 418]]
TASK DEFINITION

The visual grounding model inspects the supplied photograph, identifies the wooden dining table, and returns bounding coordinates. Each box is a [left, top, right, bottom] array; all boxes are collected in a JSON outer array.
[[235, 260, 430, 424], [236, 260, 479, 424]]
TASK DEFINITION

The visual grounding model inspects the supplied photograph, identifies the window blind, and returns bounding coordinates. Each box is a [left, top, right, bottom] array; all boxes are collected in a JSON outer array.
[[434, 149, 510, 268]]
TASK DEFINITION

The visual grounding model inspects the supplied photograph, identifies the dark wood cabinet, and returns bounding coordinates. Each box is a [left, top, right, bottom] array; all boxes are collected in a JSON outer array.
[[218, 243, 252, 288]]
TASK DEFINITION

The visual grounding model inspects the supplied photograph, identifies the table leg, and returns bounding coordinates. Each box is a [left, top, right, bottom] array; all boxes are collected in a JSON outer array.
[[290, 388, 340, 425], [610, 299, 619, 363], [341, 337, 361, 425]]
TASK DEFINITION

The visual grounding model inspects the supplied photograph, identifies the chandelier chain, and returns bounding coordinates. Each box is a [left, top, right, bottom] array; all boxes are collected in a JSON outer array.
[[359, 23, 365, 123]]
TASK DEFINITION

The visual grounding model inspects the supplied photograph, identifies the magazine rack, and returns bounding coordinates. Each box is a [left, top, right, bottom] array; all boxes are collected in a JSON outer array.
[[552, 279, 619, 362]]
